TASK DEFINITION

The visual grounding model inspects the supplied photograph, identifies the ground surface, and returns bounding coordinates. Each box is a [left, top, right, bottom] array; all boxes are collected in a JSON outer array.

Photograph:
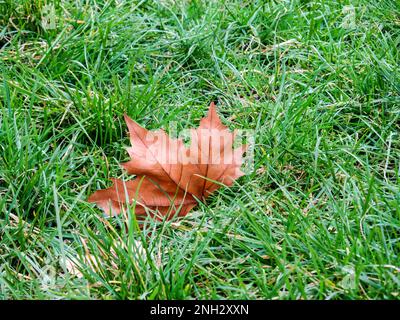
[[0, 0, 399, 299]]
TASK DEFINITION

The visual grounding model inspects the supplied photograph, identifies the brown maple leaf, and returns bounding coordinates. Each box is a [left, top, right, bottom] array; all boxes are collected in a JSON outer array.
[[88, 102, 246, 220]]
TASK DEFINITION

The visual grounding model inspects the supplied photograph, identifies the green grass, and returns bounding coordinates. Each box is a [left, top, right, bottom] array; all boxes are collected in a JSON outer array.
[[0, 0, 399, 299]]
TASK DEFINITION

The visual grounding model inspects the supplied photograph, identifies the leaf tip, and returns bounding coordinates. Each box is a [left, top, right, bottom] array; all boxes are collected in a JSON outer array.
[[123, 113, 133, 124], [208, 101, 217, 116]]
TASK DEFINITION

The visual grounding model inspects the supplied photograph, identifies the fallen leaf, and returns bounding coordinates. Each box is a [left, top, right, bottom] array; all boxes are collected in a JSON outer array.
[[88, 102, 246, 220]]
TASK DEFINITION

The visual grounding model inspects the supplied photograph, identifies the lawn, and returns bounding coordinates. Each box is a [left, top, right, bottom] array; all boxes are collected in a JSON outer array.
[[0, 0, 399, 299]]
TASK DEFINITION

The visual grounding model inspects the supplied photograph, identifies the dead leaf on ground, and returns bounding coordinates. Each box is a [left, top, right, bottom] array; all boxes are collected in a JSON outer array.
[[88, 102, 247, 220]]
